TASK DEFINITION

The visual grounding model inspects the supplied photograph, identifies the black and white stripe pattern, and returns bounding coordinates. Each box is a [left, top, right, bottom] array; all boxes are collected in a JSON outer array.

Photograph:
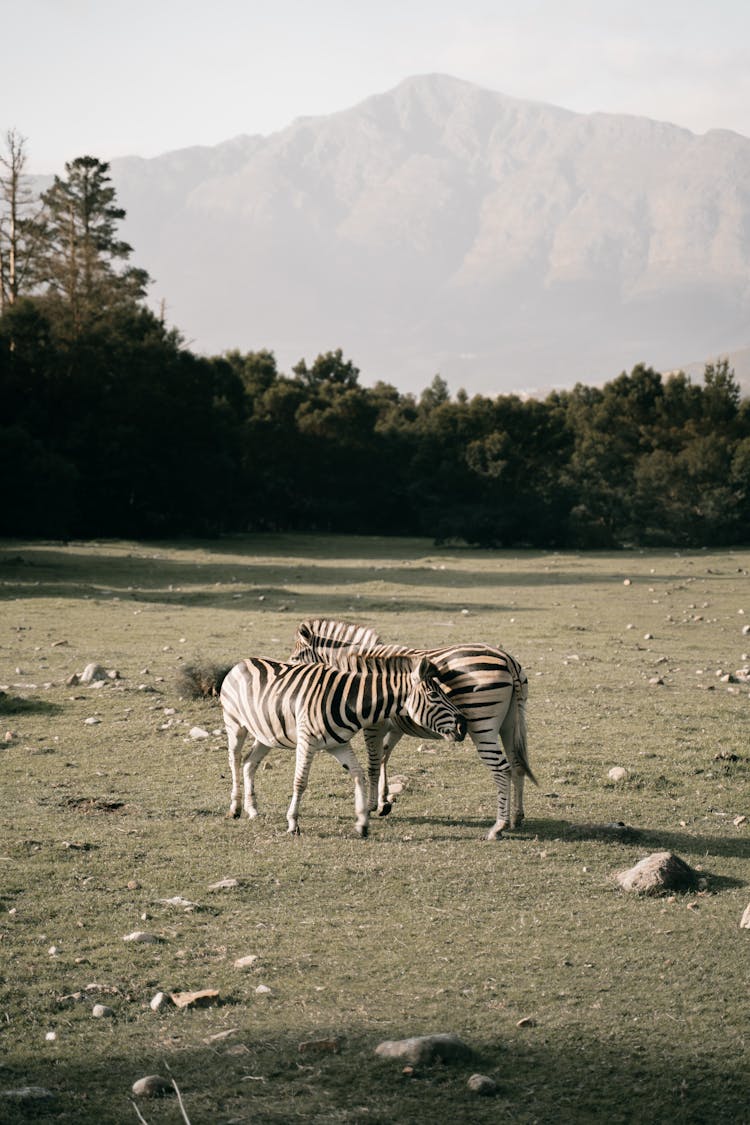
[[220, 654, 466, 837], [289, 619, 534, 839]]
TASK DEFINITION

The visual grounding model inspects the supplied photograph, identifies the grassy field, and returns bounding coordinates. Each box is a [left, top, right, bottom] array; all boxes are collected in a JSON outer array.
[[0, 535, 749, 1124]]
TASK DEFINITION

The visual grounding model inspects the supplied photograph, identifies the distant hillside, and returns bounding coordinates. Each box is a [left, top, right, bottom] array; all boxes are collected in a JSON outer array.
[[101, 75, 750, 394]]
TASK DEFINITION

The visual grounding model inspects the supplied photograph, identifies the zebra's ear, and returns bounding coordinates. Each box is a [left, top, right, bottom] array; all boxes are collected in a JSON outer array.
[[412, 655, 436, 684], [297, 622, 312, 641]]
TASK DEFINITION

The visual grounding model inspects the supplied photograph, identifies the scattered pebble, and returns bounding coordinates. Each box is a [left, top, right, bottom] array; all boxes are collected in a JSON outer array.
[[208, 878, 240, 891], [468, 1073, 499, 1095], [150, 991, 172, 1011], [131, 1075, 173, 1098], [189, 726, 210, 740], [516, 1016, 537, 1028], [607, 766, 628, 782], [234, 954, 259, 969], [122, 931, 162, 943], [255, 984, 272, 995], [83, 717, 101, 726], [740, 904, 750, 929], [92, 1003, 114, 1018]]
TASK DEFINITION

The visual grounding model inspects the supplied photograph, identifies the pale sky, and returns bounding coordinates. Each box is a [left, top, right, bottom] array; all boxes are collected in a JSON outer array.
[[4, 0, 750, 173]]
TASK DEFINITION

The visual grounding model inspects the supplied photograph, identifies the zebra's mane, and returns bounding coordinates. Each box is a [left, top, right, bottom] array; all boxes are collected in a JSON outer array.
[[300, 618, 383, 651]]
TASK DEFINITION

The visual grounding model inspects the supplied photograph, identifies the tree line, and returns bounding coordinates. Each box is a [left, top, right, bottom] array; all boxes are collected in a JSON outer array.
[[2, 129, 749, 548]]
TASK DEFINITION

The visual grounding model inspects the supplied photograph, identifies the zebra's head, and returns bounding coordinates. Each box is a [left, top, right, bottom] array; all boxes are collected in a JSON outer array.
[[407, 656, 467, 742]]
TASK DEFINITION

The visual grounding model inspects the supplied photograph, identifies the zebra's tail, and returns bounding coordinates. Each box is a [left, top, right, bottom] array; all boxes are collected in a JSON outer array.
[[510, 662, 537, 786], [177, 660, 233, 700]]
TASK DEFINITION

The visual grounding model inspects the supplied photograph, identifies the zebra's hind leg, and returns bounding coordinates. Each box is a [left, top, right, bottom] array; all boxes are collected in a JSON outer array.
[[363, 727, 384, 813], [225, 720, 248, 818], [287, 742, 316, 835], [479, 745, 512, 840], [510, 767, 526, 831], [329, 744, 370, 838], [242, 740, 272, 819]]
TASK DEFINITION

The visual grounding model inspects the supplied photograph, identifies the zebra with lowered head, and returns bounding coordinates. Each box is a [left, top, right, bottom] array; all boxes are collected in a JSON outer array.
[[219, 653, 466, 837], [289, 619, 535, 839]]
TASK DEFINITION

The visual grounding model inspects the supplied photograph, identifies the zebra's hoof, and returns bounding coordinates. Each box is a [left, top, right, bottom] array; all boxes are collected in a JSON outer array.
[[378, 801, 392, 817], [226, 809, 241, 820], [287, 825, 301, 836], [486, 826, 504, 841], [356, 824, 369, 839]]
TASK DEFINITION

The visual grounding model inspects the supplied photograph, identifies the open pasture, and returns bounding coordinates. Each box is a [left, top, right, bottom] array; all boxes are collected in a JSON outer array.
[[1, 535, 749, 1123]]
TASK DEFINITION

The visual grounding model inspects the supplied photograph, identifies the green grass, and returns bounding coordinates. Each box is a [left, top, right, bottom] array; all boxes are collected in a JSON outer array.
[[1, 535, 749, 1123]]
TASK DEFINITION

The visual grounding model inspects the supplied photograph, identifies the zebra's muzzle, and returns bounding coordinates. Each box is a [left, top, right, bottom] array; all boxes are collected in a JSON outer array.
[[453, 715, 467, 742]]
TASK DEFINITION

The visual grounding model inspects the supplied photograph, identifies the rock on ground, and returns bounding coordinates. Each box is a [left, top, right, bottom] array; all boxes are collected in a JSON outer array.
[[131, 1075, 173, 1097], [616, 851, 700, 895], [375, 1033, 474, 1065]]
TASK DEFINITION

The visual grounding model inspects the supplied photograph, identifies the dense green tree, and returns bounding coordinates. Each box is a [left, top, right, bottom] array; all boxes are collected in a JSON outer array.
[[37, 156, 149, 336]]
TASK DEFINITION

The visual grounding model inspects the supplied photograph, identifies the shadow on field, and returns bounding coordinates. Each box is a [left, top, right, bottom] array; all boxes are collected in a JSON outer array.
[[0, 694, 63, 717], [1, 1020, 747, 1124], [0, 543, 717, 610], [527, 817, 750, 866]]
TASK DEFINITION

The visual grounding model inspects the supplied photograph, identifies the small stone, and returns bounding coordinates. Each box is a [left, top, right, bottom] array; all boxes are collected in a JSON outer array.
[[468, 1073, 499, 1095], [623, 578, 631, 586], [189, 726, 210, 740], [733, 815, 747, 827], [608, 766, 628, 782], [169, 989, 220, 1009], [516, 1016, 537, 1028], [374, 1033, 473, 1065], [740, 904, 750, 929], [149, 991, 172, 1011], [643, 632, 654, 640], [234, 954, 259, 969], [65, 673, 80, 686], [80, 663, 107, 684], [45, 1031, 57, 1041], [83, 716, 101, 726], [156, 896, 198, 910], [742, 624, 750, 636], [92, 1003, 114, 1018], [132, 1075, 174, 1098], [122, 930, 162, 943], [208, 877, 240, 891], [255, 984, 272, 995]]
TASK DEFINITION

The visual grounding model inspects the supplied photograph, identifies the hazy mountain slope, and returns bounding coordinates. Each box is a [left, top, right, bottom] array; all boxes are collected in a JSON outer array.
[[108, 75, 750, 393]]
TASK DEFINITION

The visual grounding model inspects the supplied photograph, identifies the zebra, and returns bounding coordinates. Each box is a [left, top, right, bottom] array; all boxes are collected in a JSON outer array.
[[219, 654, 466, 838], [289, 619, 534, 840]]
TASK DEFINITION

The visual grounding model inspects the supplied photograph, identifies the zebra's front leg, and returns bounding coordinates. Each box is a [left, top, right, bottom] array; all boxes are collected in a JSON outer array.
[[243, 741, 272, 819], [226, 721, 248, 819], [287, 742, 315, 835], [329, 744, 370, 838], [377, 727, 404, 816]]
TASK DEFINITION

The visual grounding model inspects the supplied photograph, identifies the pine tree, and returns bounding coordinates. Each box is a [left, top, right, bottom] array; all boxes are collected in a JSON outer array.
[[38, 155, 149, 335]]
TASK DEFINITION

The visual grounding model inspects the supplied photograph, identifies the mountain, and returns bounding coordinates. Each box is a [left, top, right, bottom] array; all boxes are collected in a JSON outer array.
[[106, 75, 750, 394]]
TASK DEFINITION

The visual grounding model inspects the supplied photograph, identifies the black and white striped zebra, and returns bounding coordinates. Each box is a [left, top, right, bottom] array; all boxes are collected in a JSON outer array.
[[289, 619, 534, 839], [219, 654, 466, 837]]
